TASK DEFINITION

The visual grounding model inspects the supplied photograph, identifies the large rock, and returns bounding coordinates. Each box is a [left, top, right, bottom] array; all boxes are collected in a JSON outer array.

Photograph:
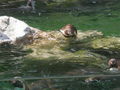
[[0, 16, 35, 44], [24, 30, 107, 71], [23, 30, 120, 72]]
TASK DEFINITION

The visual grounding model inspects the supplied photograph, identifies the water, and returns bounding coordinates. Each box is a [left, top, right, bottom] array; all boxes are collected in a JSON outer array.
[[0, 75, 120, 90], [0, 43, 120, 90], [0, 0, 120, 89]]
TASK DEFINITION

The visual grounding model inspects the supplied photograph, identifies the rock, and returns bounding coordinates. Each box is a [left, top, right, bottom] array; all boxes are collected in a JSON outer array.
[[25, 34, 107, 70], [77, 30, 103, 40], [23, 30, 109, 73], [0, 16, 35, 44], [86, 37, 120, 50]]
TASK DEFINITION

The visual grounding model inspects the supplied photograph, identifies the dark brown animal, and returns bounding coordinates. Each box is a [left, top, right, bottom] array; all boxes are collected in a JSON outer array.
[[59, 24, 77, 38], [11, 77, 29, 90], [108, 58, 120, 69]]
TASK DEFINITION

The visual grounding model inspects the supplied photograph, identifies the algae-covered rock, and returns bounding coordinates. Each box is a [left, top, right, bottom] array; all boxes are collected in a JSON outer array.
[[86, 37, 120, 50], [22, 49, 107, 76], [22, 29, 120, 76], [23, 30, 108, 74], [25, 30, 104, 60], [79, 37, 120, 58]]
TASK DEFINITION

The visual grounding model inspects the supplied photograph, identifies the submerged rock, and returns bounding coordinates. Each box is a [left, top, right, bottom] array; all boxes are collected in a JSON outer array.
[[24, 30, 107, 71], [23, 29, 120, 74]]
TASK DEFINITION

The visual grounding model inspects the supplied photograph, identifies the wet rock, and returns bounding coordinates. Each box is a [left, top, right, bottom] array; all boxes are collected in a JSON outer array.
[[23, 30, 108, 71]]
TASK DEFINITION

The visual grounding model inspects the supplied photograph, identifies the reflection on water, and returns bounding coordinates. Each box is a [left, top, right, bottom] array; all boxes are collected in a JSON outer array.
[[0, 44, 31, 78], [0, 75, 120, 90], [0, 44, 105, 78], [0, 44, 120, 90]]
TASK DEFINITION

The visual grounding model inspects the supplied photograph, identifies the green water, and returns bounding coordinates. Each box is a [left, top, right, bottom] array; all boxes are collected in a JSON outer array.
[[0, 76, 120, 90], [1, 8, 120, 36], [0, 4, 120, 89], [0, 43, 120, 89], [13, 11, 120, 36]]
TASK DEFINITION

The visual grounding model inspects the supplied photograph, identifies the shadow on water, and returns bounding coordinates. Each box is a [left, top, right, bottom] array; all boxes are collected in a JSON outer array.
[[0, 75, 120, 90], [22, 58, 105, 77], [0, 43, 105, 77], [0, 43, 120, 89], [0, 43, 32, 78], [0, 47, 119, 89], [26, 76, 120, 90]]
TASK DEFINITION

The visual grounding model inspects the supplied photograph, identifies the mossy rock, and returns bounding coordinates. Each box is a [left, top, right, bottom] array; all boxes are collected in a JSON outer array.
[[22, 30, 108, 76], [87, 37, 120, 50]]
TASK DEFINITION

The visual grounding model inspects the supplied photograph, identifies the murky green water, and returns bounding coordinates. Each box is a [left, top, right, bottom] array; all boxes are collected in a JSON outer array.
[[0, 75, 120, 90], [0, 44, 120, 90]]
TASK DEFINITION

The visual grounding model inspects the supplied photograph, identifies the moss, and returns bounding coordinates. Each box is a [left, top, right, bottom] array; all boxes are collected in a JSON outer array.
[[88, 37, 120, 50], [24, 42, 108, 75], [22, 31, 110, 75], [22, 49, 107, 76]]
